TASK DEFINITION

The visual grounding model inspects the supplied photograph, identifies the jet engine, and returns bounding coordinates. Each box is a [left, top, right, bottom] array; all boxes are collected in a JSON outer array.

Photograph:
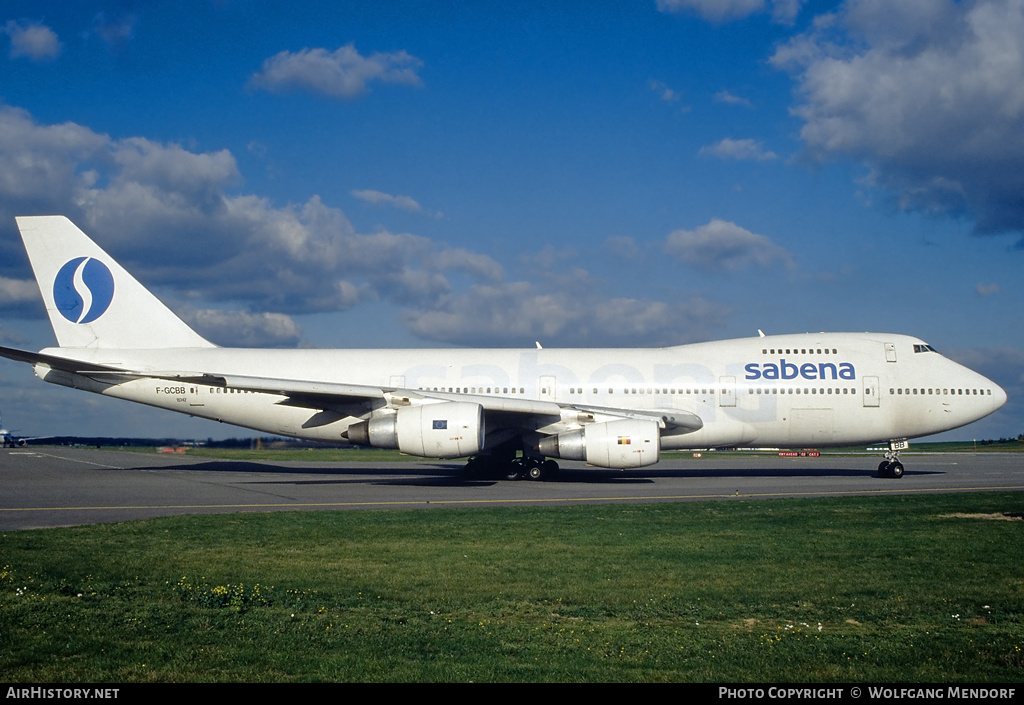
[[537, 418, 660, 468], [345, 401, 484, 458]]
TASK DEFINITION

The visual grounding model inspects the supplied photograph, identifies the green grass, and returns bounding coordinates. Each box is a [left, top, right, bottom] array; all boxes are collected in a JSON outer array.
[[2, 493, 1023, 682]]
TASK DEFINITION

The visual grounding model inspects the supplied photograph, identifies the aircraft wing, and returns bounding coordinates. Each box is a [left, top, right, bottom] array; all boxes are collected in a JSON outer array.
[[143, 366, 703, 434], [0, 345, 703, 435], [200, 372, 703, 434], [202, 372, 568, 421]]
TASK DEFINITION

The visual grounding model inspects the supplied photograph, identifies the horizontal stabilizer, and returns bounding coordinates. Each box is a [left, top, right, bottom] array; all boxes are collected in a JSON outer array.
[[0, 345, 128, 375]]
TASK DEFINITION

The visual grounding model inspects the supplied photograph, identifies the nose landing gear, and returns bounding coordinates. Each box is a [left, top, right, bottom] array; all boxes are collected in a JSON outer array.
[[877, 439, 908, 478]]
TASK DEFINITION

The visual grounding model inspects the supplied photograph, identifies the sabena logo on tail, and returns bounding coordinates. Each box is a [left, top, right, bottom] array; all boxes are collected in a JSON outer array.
[[15, 215, 214, 349], [52, 257, 115, 324]]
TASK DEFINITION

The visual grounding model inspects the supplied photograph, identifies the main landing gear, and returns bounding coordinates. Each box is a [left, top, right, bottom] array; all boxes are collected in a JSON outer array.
[[463, 454, 560, 481], [877, 439, 908, 479]]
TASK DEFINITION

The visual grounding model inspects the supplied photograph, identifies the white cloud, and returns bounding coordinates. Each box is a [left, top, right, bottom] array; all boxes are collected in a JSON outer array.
[[0, 106, 107, 210], [89, 12, 137, 49], [0, 107, 743, 349], [713, 90, 753, 107], [187, 309, 303, 348], [351, 189, 442, 218], [249, 44, 423, 98], [657, 0, 764, 22], [976, 282, 1000, 297], [0, 276, 38, 306], [3, 20, 62, 61], [648, 79, 691, 114], [649, 79, 681, 104], [772, 0, 1024, 236], [0, 106, 515, 345], [352, 189, 421, 212], [664, 218, 795, 271], [401, 278, 728, 348], [426, 247, 504, 283], [112, 137, 239, 200], [699, 137, 777, 161], [657, 0, 805, 24]]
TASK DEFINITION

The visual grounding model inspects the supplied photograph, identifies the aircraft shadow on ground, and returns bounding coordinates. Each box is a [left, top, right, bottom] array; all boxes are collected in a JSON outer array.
[[132, 460, 939, 485]]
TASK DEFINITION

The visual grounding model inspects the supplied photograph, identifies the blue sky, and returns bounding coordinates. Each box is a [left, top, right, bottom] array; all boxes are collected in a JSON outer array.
[[0, 0, 1021, 441]]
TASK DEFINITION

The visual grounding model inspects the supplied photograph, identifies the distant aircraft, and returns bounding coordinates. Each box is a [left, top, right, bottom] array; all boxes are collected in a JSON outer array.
[[0, 216, 1007, 479], [0, 413, 27, 447]]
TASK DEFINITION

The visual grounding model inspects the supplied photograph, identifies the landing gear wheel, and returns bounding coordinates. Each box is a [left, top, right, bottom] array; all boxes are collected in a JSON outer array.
[[543, 459, 559, 478], [505, 459, 525, 481], [463, 457, 483, 479], [877, 460, 905, 479], [524, 458, 559, 481]]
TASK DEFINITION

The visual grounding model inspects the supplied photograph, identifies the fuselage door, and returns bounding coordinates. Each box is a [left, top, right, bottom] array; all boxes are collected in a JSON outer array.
[[884, 342, 897, 362], [719, 376, 736, 407], [863, 375, 880, 407], [539, 375, 557, 402]]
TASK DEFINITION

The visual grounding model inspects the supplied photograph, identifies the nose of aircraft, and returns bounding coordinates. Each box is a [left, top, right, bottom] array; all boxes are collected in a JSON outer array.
[[992, 379, 1008, 411]]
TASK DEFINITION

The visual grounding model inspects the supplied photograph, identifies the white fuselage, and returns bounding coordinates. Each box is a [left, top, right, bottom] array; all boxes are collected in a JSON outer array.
[[34, 332, 1005, 451]]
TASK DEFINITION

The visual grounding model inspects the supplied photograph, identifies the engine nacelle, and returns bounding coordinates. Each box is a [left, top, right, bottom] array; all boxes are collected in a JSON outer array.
[[346, 402, 484, 458], [537, 418, 661, 468]]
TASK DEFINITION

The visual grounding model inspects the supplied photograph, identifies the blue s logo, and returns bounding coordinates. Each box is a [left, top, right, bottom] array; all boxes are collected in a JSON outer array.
[[53, 257, 115, 324]]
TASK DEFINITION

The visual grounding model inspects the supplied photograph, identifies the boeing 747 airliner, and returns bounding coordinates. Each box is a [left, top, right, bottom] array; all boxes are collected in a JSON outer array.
[[0, 216, 1007, 479]]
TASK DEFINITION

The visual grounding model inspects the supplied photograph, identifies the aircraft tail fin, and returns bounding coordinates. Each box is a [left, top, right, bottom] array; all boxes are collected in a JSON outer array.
[[16, 216, 214, 349]]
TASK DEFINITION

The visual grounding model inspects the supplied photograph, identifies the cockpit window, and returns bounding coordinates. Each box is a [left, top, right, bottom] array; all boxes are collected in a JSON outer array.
[[913, 344, 939, 353]]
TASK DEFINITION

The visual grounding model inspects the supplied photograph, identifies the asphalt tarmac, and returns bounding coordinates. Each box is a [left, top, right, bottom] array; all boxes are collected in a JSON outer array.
[[1, 447, 1022, 529]]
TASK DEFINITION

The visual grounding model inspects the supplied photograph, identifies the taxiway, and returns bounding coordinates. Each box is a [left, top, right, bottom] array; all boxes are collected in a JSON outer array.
[[2, 447, 1022, 529]]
